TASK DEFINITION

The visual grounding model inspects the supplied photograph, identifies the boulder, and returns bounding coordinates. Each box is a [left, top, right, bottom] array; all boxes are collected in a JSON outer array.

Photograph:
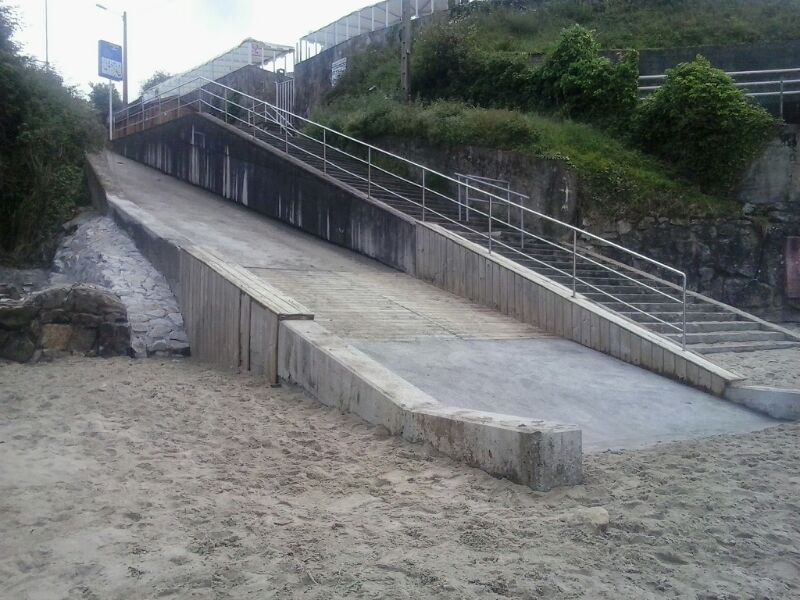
[[0, 284, 131, 362]]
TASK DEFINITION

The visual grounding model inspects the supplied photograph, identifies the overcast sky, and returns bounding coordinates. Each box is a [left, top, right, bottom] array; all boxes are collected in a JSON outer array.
[[9, 0, 371, 96]]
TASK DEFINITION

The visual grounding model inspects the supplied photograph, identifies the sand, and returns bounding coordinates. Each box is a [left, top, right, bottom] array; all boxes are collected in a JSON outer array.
[[1, 357, 798, 599]]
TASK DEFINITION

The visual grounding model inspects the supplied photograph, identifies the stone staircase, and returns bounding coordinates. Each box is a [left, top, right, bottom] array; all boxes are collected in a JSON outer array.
[[221, 111, 800, 356]]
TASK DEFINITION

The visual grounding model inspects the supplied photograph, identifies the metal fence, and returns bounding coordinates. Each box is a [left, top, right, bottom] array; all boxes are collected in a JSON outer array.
[[639, 67, 800, 118], [296, 0, 478, 62]]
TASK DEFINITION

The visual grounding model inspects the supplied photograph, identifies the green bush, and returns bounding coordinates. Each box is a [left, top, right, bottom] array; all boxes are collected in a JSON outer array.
[[633, 56, 776, 193], [533, 25, 638, 123], [411, 21, 538, 110], [0, 3, 104, 264]]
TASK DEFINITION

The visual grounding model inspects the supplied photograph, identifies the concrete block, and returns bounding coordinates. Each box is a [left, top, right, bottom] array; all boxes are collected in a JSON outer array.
[[725, 384, 800, 420]]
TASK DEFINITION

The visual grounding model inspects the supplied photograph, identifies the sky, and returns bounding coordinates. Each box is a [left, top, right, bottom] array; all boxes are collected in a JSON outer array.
[[8, 0, 371, 96]]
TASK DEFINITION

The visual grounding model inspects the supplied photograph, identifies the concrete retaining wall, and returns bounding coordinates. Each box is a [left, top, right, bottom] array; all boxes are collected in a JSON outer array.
[[112, 113, 417, 275], [415, 222, 739, 396]]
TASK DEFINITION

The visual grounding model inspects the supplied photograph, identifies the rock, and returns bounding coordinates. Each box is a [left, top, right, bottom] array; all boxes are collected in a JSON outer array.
[[0, 304, 38, 329], [0, 284, 131, 362], [0, 330, 36, 362], [561, 507, 610, 534], [40, 324, 73, 351]]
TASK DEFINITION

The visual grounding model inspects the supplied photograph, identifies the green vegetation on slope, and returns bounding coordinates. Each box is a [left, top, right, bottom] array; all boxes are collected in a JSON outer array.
[[0, 3, 104, 264], [457, 0, 800, 55], [315, 11, 776, 220], [313, 95, 727, 220]]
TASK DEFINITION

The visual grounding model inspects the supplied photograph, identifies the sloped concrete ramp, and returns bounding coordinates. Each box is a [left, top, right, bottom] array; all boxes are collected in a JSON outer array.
[[103, 154, 777, 451]]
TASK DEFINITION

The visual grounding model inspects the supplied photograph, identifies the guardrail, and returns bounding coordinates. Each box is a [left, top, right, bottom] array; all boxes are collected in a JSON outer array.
[[639, 67, 800, 118], [297, 0, 468, 62], [114, 75, 693, 349]]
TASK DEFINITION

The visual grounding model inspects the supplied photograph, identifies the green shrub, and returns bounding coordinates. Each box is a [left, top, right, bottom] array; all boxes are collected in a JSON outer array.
[[0, 3, 104, 264], [411, 21, 538, 110], [533, 25, 638, 123], [633, 56, 776, 193]]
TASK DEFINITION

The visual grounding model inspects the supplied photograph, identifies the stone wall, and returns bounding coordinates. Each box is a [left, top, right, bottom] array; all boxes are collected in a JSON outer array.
[[587, 126, 800, 320], [0, 285, 130, 362], [360, 126, 799, 320]]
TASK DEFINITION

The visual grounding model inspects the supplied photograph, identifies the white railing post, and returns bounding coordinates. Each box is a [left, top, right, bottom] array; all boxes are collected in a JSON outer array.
[[368, 147, 372, 197], [572, 230, 577, 298], [488, 191, 492, 253], [682, 277, 687, 350], [323, 129, 327, 174], [421, 167, 426, 222]]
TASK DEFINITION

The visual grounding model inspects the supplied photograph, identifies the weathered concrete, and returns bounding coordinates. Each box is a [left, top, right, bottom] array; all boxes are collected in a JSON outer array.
[[112, 113, 417, 275], [278, 320, 582, 490], [725, 384, 800, 421], [355, 338, 776, 452]]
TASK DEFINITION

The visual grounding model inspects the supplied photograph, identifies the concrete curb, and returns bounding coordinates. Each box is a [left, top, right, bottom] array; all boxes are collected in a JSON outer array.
[[724, 384, 800, 420], [278, 320, 583, 491]]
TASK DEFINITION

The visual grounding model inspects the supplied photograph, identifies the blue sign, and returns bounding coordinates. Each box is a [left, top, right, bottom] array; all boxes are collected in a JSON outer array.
[[98, 40, 123, 81]]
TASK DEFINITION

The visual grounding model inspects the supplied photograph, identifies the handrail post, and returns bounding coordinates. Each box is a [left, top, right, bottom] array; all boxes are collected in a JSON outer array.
[[323, 129, 327, 174], [284, 115, 289, 153], [682, 276, 687, 351], [457, 176, 462, 221], [572, 229, 577, 297], [780, 75, 785, 120], [488, 191, 492, 253], [368, 147, 372, 198], [421, 167, 426, 222]]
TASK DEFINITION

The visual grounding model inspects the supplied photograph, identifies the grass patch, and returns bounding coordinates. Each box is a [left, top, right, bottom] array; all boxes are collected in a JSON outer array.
[[312, 95, 732, 221], [463, 0, 800, 55]]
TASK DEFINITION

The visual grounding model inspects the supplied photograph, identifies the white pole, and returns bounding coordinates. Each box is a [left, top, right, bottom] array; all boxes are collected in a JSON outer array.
[[108, 81, 113, 140]]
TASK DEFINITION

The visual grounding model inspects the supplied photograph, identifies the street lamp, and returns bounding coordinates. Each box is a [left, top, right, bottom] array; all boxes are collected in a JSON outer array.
[[96, 4, 128, 105]]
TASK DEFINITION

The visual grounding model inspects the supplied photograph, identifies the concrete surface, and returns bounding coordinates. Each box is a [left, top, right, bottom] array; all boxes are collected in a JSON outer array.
[[279, 320, 582, 490], [355, 338, 776, 452], [103, 154, 778, 452]]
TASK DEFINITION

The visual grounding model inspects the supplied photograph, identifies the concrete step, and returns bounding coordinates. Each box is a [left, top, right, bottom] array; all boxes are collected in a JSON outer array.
[[620, 311, 742, 323], [690, 340, 800, 354], [666, 330, 787, 345], [646, 320, 763, 334]]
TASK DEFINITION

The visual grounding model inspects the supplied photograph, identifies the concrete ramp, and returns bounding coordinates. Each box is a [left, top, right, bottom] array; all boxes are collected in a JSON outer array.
[[91, 153, 778, 461]]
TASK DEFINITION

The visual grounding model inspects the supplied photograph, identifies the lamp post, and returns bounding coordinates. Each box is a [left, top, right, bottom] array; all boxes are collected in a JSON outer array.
[[44, 0, 49, 66], [96, 4, 127, 105]]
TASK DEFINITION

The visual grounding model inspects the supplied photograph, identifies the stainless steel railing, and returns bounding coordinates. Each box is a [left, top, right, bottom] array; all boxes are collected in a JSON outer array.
[[114, 75, 695, 349], [639, 67, 800, 118]]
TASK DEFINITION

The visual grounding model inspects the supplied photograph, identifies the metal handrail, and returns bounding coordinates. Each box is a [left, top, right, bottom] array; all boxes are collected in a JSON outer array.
[[638, 66, 800, 118], [113, 75, 693, 349]]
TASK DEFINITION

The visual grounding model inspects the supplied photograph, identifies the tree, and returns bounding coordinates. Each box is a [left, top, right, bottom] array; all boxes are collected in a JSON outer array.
[[139, 70, 172, 95], [89, 82, 122, 125], [0, 1, 104, 264]]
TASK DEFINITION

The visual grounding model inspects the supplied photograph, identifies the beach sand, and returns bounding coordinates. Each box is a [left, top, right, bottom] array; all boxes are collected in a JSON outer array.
[[1, 356, 797, 599]]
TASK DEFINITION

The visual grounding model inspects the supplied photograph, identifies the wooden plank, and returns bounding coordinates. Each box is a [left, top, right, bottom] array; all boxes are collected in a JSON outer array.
[[675, 356, 687, 381], [686, 361, 700, 387], [582, 308, 592, 347], [620, 328, 631, 362], [590, 312, 600, 349], [651, 344, 664, 374], [630, 334, 642, 366], [609, 323, 621, 358], [639, 339, 652, 369], [599, 317, 610, 354], [663, 346, 676, 378], [239, 294, 251, 371]]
